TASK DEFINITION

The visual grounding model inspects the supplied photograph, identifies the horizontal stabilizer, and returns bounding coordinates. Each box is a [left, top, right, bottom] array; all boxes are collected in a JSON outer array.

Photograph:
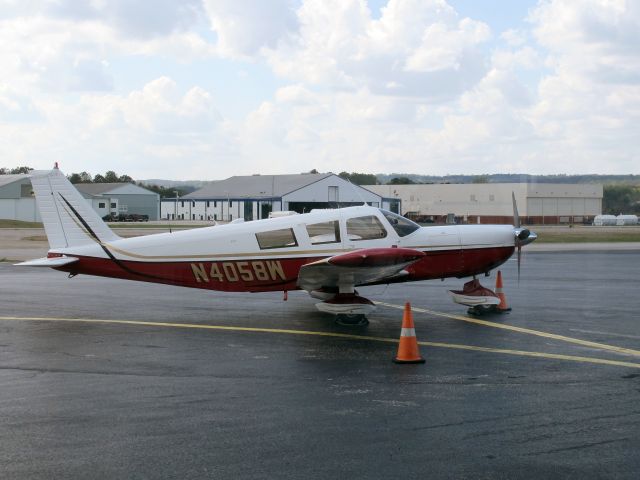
[[15, 256, 79, 267]]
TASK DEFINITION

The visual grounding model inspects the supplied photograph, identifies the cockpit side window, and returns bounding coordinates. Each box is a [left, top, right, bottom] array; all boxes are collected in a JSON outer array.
[[346, 215, 387, 241], [255, 228, 298, 249], [305, 220, 341, 245], [380, 209, 420, 237]]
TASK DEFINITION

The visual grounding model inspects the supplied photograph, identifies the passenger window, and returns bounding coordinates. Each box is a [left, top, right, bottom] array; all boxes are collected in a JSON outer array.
[[256, 228, 298, 249], [346, 216, 387, 241], [306, 221, 341, 245]]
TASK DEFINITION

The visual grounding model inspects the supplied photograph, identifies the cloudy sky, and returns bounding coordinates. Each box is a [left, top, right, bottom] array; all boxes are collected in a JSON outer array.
[[0, 0, 638, 179]]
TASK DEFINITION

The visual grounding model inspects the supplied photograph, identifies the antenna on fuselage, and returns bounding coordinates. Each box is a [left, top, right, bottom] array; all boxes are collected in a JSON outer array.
[[345, 176, 368, 208]]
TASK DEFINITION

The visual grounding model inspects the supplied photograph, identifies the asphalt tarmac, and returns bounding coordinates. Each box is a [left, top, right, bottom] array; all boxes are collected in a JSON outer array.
[[1, 251, 639, 479]]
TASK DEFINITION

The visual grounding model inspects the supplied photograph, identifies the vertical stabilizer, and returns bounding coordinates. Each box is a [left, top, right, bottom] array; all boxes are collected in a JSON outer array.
[[30, 167, 121, 249]]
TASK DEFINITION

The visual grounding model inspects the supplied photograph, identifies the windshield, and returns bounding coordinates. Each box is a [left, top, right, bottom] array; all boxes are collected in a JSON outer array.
[[379, 209, 420, 237]]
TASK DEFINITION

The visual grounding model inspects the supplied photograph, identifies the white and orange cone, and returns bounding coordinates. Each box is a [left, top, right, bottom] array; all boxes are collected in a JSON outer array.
[[494, 270, 511, 312], [393, 302, 425, 364]]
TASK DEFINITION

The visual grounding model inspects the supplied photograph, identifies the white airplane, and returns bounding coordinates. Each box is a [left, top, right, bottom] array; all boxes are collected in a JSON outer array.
[[18, 166, 536, 325]]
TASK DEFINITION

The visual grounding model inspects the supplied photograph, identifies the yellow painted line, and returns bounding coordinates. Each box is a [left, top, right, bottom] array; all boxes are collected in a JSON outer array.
[[376, 302, 640, 358], [0, 316, 639, 370]]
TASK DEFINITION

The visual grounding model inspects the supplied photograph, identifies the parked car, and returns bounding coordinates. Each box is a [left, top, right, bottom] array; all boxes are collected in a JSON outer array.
[[102, 213, 149, 222], [127, 214, 149, 222]]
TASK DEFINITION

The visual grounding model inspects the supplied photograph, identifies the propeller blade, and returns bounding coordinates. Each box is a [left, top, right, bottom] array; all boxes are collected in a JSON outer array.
[[517, 243, 521, 284], [512, 192, 520, 229]]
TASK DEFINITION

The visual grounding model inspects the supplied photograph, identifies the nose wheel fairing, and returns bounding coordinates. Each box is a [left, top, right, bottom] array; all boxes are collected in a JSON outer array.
[[448, 278, 500, 307]]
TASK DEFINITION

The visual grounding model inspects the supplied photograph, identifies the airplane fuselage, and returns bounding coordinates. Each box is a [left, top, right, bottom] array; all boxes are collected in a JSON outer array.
[[47, 206, 516, 293]]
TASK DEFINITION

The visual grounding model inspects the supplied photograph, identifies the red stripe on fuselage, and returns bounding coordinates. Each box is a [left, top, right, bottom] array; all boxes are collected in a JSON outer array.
[[54, 246, 514, 292]]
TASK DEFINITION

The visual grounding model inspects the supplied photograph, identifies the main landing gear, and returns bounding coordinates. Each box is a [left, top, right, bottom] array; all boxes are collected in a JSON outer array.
[[335, 313, 369, 327], [314, 292, 376, 327]]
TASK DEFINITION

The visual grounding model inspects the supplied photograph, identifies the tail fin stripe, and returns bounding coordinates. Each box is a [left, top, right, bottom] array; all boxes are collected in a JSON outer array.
[[59, 193, 175, 283], [58, 193, 103, 244]]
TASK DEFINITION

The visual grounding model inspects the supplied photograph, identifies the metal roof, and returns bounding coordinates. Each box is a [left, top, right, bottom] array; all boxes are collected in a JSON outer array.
[[184, 173, 335, 199], [75, 183, 156, 196], [75, 183, 130, 195], [0, 174, 29, 188]]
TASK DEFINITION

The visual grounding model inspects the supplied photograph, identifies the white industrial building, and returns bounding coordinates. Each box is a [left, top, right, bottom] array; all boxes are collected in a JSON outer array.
[[0, 175, 159, 221], [161, 173, 399, 221], [0, 174, 39, 222], [366, 183, 603, 224], [75, 183, 160, 220]]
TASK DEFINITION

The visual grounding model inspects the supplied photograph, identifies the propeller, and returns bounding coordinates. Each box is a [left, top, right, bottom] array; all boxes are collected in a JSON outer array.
[[512, 192, 537, 282]]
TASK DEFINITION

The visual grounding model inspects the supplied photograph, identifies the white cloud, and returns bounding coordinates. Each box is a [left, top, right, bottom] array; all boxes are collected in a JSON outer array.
[[203, 0, 298, 58], [404, 18, 490, 72], [263, 0, 491, 100], [523, 0, 640, 172], [0, 0, 638, 177], [0, 77, 235, 178]]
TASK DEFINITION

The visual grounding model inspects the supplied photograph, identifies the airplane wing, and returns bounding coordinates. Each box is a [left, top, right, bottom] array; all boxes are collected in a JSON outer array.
[[297, 247, 425, 291]]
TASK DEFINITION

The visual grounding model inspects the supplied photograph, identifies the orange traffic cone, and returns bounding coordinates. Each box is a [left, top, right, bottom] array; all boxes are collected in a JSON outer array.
[[393, 302, 425, 364], [494, 270, 511, 312]]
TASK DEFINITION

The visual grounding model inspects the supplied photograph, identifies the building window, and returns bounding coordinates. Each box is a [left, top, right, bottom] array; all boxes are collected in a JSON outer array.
[[346, 216, 387, 241], [98, 202, 106, 208], [306, 221, 341, 245], [228, 199, 232, 207], [328, 186, 338, 202], [214, 201, 217, 208], [110, 202, 116, 208], [256, 228, 298, 250], [181, 201, 184, 207], [192, 201, 195, 207], [206, 201, 210, 207]]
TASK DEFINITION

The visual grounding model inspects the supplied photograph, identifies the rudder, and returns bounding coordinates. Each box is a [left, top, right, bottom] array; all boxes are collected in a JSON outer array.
[[30, 166, 120, 249]]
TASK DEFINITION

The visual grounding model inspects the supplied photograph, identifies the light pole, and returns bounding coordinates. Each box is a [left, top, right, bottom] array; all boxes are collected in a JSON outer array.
[[174, 190, 179, 220], [225, 191, 230, 221]]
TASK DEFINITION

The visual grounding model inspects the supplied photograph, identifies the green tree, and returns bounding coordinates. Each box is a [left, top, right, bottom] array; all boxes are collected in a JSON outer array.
[[10, 166, 33, 174], [603, 185, 640, 214], [472, 175, 490, 184], [104, 170, 119, 183], [138, 182, 190, 198], [387, 176, 415, 185], [68, 173, 82, 183], [68, 171, 93, 183], [338, 171, 378, 185], [93, 174, 106, 183]]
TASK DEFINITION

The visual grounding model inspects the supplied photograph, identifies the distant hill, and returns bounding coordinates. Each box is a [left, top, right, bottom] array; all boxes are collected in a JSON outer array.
[[139, 179, 218, 189], [141, 174, 640, 189], [375, 173, 640, 185]]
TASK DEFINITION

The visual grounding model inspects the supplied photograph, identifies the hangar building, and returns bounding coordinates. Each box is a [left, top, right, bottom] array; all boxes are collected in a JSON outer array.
[[365, 183, 603, 224], [0, 175, 160, 221], [162, 173, 398, 221], [75, 183, 160, 220], [0, 174, 38, 222]]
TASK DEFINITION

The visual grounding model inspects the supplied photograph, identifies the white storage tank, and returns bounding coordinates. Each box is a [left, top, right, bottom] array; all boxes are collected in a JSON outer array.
[[593, 215, 617, 226], [616, 214, 638, 226]]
